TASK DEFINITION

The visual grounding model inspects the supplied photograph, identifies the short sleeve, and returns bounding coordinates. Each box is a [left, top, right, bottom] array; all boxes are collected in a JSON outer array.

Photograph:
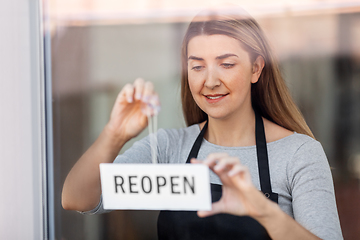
[[114, 128, 171, 164], [287, 140, 343, 240], [78, 196, 110, 215]]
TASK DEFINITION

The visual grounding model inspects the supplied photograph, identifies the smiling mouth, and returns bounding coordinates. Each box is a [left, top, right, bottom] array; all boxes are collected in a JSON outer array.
[[205, 94, 229, 99]]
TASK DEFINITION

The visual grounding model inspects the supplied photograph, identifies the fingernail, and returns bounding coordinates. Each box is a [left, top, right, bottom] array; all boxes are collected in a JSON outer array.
[[136, 93, 141, 100], [214, 165, 222, 171], [142, 96, 149, 102], [127, 97, 133, 103]]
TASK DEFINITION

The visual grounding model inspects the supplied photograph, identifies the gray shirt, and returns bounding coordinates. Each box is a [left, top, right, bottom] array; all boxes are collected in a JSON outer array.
[[87, 124, 343, 240]]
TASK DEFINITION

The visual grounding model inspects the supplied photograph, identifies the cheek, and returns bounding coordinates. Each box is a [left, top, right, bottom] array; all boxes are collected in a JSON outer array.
[[226, 68, 253, 87], [222, 75, 253, 97], [188, 73, 204, 94], [188, 81, 199, 102]]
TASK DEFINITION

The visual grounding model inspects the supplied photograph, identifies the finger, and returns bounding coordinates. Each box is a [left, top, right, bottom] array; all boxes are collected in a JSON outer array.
[[228, 165, 253, 191], [228, 164, 247, 177], [114, 88, 125, 105], [121, 83, 135, 103], [148, 93, 161, 115], [190, 158, 202, 164], [198, 201, 223, 218], [197, 210, 215, 218], [203, 153, 229, 167], [142, 94, 160, 116], [213, 157, 240, 173], [142, 81, 154, 102], [134, 78, 145, 100]]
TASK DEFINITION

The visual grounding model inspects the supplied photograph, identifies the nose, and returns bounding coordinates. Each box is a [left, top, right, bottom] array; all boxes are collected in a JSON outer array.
[[204, 67, 221, 90]]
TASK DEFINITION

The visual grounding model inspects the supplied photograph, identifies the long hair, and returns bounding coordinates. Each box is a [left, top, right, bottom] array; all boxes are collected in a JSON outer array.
[[180, 11, 314, 138]]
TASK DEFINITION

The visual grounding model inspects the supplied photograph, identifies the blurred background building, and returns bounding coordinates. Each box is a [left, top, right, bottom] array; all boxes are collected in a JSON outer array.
[[14, 0, 360, 239]]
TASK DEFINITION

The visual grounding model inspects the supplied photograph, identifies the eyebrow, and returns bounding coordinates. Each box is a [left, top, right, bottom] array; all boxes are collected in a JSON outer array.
[[216, 53, 238, 60], [188, 53, 238, 61], [188, 56, 204, 61]]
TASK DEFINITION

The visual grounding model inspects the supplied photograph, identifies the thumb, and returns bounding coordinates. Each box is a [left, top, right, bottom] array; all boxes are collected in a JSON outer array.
[[197, 201, 223, 218]]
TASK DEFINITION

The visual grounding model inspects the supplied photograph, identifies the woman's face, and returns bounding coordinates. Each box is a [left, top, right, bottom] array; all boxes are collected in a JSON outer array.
[[187, 34, 261, 121]]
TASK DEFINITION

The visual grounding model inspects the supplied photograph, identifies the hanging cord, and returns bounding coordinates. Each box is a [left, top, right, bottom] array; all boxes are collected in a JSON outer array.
[[143, 96, 160, 164]]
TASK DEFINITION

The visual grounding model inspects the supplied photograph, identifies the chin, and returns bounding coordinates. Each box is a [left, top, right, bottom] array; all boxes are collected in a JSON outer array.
[[205, 111, 230, 121]]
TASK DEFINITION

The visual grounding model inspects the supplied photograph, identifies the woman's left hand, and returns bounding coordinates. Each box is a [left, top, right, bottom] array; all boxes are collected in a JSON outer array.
[[192, 153, 276, 219]]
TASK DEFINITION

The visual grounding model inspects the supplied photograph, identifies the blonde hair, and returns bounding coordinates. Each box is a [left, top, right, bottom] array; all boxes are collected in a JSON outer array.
[[180, 12, 315, 138]]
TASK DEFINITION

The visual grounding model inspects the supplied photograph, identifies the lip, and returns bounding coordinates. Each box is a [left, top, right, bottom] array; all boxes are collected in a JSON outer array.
[[203, 93, 229, 104]]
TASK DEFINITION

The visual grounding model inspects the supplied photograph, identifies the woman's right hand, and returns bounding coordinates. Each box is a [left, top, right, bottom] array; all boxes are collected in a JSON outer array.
[[62, 78, 159, 212], [106, 78, 160, 142]]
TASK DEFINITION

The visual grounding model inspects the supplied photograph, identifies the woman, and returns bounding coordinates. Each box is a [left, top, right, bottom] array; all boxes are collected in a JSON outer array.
[[62, 10, 343, 240]]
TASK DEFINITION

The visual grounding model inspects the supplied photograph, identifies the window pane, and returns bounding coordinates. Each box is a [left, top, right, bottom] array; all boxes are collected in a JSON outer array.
[[48, 1, 360, 239]]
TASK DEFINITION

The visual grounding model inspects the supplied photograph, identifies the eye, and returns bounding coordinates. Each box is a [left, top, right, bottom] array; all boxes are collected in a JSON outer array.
[[191, 66, 204, 71], [221, 63, 235, 69]]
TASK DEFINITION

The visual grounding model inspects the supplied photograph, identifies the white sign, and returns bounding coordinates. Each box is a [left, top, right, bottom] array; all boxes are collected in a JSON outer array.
[[100, 163, 211, 211]]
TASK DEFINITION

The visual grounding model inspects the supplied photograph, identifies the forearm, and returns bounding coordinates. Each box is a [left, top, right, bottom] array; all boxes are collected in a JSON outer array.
[[255, 203, 321, 240], [62, 125, 128, 212]]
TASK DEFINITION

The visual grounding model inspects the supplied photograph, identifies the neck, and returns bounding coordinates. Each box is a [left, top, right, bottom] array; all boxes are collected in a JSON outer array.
[[204, 107, 256, 147]]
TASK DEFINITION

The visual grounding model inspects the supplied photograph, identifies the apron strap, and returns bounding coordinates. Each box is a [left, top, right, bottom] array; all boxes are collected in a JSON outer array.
[[255, 110, 274, 198], [186, 121, 208, 164]]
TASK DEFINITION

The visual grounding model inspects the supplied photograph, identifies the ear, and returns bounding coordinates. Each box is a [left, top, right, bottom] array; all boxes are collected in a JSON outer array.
[[251, 56, 265, 84]]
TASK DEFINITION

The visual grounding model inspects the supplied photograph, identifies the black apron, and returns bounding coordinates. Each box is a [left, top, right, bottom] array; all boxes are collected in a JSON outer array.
[[157, 111, 278, 240]]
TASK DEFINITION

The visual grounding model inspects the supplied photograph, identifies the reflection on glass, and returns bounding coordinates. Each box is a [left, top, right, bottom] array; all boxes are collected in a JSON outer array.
[[48, 1, 360, 239]]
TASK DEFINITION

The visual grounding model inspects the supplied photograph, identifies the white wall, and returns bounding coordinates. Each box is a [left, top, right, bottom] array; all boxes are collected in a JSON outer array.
[[0, 0, 46, 239]]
